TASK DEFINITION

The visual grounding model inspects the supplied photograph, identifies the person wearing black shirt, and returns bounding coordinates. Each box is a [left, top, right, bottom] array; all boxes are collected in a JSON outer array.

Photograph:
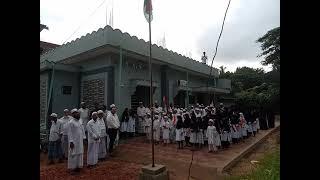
[[190, 112, 199, 151]]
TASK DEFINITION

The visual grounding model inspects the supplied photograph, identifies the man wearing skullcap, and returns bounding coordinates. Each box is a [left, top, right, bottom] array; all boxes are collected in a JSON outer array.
[[48, 113, 63, 164], [58, 109, 72, 159], [86, 112, 100, 167], [106, 104, 120, 155], [97, 110, 107, 160], [67, 109, 86, 174]]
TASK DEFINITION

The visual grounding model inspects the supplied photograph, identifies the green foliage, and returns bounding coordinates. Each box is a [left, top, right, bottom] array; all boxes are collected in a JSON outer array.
[[257, 27, 280, 71]]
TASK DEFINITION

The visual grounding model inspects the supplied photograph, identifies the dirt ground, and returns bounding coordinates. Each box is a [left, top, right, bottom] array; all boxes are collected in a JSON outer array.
[[224, 129, 280, 176]]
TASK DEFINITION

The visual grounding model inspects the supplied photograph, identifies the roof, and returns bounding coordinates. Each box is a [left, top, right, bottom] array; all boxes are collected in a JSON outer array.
[[40, 41, 60, 55], [40, 25, 219, 77]]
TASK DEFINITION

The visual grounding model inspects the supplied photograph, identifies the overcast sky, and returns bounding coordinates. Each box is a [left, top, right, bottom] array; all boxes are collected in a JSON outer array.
[[40, 0, 279, 72]]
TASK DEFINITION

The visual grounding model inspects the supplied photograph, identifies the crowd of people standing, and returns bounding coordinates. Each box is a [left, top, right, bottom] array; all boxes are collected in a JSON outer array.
[[44, 100, 275, 175]]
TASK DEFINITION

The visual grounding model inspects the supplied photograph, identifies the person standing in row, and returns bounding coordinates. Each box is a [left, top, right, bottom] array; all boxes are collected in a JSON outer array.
[[175, 115, 184, 149], [106, 104, 120, 156], [144, 113, 152, 143], [120, 108, 129, 138], [97, 110, 107, 160], [58, 109, 72, 159], [162, 116, 171, 146], [48, 113, 63, 164], [127, 109, 136, 137], [137, 102, 146, 135], [68, 109, 86, 175], [206, 119, 221, 153], [86, 112, 100, 168]]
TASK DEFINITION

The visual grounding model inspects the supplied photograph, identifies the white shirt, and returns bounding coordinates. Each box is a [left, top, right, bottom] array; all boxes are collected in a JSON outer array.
[[137, 106, 146, 117], [86, 119, 101, 143], [49, 120, 61, 141], [106, 113, 120, 129], [58, 115, 72, 135]]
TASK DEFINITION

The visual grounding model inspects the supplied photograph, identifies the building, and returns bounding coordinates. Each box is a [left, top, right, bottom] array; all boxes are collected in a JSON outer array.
[[40, 41, 60, 55], [40, 25, 231, 127]]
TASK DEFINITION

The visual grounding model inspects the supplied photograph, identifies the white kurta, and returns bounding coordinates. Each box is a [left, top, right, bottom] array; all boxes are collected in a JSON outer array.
[[247, 122, 253, 133], [153, 119, 160, 141], [120, 121, 128, 132], [206, 126, 221, 146], [175, 128, 184, 141], [252, 121, 257, 132], [49, 121, 61, 142], [127, 116, 135, 133], [86, 119, 100, 165], [242, 124, 248, 137], [67, 118, 85, 169], [97, 118, 107, 159], [197, 130, 204, 144], [220, 131, 229, 141], [162, 121, 170, 140]]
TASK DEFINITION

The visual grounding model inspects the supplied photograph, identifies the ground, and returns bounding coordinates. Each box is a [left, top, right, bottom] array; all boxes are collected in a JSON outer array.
[[40, 124, 279, 180], [224, 130, 280, 179]]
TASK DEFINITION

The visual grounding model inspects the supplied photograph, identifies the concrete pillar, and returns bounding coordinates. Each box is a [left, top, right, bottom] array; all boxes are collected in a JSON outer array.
[[139, 164, 169, 180]]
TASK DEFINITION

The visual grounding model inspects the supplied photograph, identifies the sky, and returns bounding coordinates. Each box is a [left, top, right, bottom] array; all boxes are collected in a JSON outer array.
[[40, 0, 279, 72]]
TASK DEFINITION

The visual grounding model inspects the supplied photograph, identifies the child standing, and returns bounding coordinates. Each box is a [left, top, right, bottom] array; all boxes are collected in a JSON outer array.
[[175, 115, 184, 149], [153, 115, 161, 144], [206, 119, 221, 153], [162, 116, 170, 146], [127, 109, 136, 137], [144, 113, 152, 143]]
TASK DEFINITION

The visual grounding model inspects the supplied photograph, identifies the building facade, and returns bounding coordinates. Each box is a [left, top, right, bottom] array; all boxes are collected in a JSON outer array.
[[40, 25, 231, 128]]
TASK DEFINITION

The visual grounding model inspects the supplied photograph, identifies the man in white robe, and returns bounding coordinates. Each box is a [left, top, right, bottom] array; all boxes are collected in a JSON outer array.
[[97, 110, 107, 160], [58, 109, 72, 159], [137, 102, 146, 134], [67, 109, 86, 174], [106, 104, 120, 156], [86, 112, 100, 167]]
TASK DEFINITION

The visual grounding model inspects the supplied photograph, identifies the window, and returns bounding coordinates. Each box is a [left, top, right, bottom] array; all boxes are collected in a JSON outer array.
[[62, 86, 72, 95]]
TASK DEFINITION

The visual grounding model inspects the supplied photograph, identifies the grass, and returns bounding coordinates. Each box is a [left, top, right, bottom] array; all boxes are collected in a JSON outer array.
[[226, 147, 280, 180]]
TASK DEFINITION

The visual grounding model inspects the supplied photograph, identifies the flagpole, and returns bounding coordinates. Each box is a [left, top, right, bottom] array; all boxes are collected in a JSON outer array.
[[148, 7, 155, 168]]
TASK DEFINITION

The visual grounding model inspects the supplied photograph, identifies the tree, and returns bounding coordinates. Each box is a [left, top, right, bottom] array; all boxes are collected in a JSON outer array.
[[219, 66, 226, 76], [256, 27, 280, 71]]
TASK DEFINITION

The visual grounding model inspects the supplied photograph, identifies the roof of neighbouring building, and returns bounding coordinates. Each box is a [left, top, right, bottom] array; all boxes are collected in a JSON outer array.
[[40, 41, 60, 55], [40, 25, 219, 77]]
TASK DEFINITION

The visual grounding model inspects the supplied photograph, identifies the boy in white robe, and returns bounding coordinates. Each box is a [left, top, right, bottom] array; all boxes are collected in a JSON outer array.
[[86, 112, 100, 168], [162, 116, 170, 146], [206, 119, 220, 152], [153, 115, 161, 144], [97, 110, 107, 160], [145, 113, 152, 143], [68, 109, 86, 174]]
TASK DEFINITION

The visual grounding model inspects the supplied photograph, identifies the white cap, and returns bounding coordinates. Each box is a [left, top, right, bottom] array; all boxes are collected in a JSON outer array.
[[81, 102, 85, 105], [97, 110, 104, 114], [92, 112, 97, 116], [209, 119, 214, 122], [110, 104, 116, 108], [64, 109, 69, 112], [220, 103, 223, 105], [71, 109, 78, 114], [50, 113, 58, 118], [164, 115, 168, 118], [146, 112, 151, 115]]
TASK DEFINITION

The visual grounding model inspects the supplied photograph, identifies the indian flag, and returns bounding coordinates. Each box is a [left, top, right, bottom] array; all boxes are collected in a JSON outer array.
[[143, 0, 153, 23]]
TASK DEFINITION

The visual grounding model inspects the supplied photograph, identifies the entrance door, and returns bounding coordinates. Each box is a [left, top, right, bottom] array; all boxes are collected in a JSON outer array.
[[174, 91, 186, 108]]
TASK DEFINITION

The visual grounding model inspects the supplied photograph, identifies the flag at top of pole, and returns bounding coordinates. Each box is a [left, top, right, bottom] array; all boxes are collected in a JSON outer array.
[[143, 0, 153, 23]]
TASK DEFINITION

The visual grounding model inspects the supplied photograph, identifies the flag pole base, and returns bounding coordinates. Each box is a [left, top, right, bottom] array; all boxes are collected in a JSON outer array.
[[139, 164, 169, 180]]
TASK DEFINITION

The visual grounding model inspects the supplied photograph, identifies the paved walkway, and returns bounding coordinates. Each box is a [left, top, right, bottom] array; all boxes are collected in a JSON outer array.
[[113, 121, 280, 180]]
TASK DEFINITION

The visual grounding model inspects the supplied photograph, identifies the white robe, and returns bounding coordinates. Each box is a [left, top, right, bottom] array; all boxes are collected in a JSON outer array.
[[153, 119, 160, 141], [58, 116, 71, 157], [127, 116, 135, 133], [206, 126, 221, 146], [86, 119, 100, 165], [79, 108, 89, 131], [97, 118, 107, 159], [67, 118, 85, 169], [162, 121, 170, 140], [175, 128, 184, 141]]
